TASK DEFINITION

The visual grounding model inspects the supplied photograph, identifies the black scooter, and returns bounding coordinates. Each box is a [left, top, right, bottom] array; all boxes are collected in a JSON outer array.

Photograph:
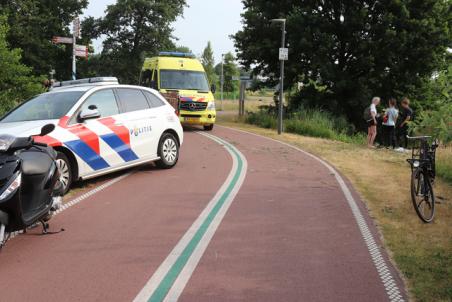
[[0, 124, 63, 248]]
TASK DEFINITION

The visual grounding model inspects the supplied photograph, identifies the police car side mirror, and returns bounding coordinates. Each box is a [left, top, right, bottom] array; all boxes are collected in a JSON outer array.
[[211, 84, 216, 94], [79, 106, 100, 122]]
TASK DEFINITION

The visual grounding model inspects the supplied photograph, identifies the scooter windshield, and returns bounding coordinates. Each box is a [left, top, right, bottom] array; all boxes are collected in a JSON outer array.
[[0, 135, 16, 152]]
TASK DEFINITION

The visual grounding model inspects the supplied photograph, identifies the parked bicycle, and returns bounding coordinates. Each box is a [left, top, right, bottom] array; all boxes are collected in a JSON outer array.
[[406, 136, 439, 223]]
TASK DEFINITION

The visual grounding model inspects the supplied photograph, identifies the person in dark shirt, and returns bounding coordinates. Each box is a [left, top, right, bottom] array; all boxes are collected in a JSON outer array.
[[396, 97, 413, 149]]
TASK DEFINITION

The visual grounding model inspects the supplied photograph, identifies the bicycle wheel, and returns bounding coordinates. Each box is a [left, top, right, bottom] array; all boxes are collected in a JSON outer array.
[[411, 168, 435, 223]]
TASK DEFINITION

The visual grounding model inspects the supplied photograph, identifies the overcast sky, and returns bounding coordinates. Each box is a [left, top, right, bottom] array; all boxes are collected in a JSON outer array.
[[82, 0, 244, 64]]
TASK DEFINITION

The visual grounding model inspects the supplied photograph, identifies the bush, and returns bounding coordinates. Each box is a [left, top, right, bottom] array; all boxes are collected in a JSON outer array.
[[411, 101, 452, 144], [245, 110, 277, 129], [245, 107, 365, 144]]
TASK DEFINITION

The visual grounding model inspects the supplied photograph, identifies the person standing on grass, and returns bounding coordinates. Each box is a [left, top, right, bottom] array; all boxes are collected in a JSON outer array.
[[367, 96, 381, 148], [397, 97, 413, 149], [382, 98, 399, 148]]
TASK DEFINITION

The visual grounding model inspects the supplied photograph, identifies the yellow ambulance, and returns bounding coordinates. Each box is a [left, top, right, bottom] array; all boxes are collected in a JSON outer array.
[[140, 52, 216, 130]]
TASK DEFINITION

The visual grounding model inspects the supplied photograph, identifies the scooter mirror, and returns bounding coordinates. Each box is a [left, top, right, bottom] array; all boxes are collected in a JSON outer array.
[[39, 124, 56, 137]]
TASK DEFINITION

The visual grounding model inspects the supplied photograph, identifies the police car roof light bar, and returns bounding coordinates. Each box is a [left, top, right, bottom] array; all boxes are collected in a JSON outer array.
[[52, 77, 119, 88]]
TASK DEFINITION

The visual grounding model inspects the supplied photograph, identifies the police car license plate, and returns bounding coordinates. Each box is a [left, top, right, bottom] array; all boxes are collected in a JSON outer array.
[[184, 117, 199, 122]]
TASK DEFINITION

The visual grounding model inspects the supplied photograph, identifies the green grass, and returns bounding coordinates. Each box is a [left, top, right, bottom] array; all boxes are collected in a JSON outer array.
[[437, 146, 452, 184], [213, 91, 240, 100], [245, 109, 366, 145]]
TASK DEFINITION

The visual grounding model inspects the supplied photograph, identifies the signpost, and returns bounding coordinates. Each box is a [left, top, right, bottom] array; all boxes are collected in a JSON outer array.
[[271, 18, 287, 135], [51, 18, 86, 80], [72, 18, 81, 80], [74, 45, 88, 58], [238, 76, 251, 117], [279, 48, 289, 61], [52, 36, 73, 44], [220, 54, 225, 111]]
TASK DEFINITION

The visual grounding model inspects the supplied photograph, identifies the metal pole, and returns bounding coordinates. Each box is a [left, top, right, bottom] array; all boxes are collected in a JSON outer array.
[[72, 29, 76, 80], [239, 81, 246, 116], [278, 21, 285, 135], [220, 54, 224, 110]]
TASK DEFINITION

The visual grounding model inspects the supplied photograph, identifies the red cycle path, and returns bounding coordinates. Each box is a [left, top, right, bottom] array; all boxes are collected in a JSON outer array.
[[0, 132, 231, 302], [0, 127, 406, 301], [179, 127, 407, 302]]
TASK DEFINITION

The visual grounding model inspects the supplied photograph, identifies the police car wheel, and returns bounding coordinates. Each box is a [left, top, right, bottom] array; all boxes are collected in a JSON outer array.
[[56, 152, 72, 195], [203, 124, 214, 131], [156, 133, 179, 169]]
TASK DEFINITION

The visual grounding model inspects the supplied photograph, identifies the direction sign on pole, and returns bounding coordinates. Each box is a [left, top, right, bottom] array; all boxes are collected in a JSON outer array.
[[74, 45, 88, 58], [279, 48, 289, 61], [73, 18, 81, 38], [52, 36, 73, 44]]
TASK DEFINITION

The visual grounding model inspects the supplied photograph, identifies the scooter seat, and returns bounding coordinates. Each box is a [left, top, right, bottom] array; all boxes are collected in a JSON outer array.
[[20, 151, 53, 175]]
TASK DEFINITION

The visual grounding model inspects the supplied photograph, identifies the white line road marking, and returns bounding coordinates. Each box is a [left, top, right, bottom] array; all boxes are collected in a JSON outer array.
[[133, 132, 248, 302], [219, 125, 405, 302], [7, 172, 132, 241]]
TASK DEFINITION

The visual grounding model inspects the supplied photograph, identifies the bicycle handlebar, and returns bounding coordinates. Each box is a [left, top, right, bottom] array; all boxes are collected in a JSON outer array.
[[407, 135, 432, 140]]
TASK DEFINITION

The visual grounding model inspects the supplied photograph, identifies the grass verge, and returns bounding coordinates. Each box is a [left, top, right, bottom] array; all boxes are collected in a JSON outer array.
[[218, 117, 452, 302], [215, 96, 274, 112], [437, 146, 452, 183], [245, 109, 366, 144]]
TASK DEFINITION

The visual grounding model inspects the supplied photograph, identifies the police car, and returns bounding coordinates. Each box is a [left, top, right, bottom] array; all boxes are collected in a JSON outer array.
[[0, 77, 183, 194]]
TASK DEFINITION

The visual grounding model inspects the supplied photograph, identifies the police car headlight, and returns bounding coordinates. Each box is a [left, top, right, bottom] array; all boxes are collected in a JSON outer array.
[[0, 135, 16, 152], [0, 172, 21, 201], [207, 102, 215, 110]]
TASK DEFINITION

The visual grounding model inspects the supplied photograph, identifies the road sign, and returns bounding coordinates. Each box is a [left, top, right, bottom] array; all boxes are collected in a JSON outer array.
[[73, 18, 81, 38], [74, 45, 88, 58], [52, 36, 73, 44], [279, 48, 288, 61], [232, 76, 240, 81]]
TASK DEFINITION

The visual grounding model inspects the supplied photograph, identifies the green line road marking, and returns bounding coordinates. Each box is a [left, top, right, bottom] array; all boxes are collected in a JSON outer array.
[[147, 135, 245, 302]]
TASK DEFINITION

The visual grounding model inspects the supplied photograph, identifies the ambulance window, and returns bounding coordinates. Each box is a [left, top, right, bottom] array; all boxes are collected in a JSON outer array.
[[116, 88, 150, 113], [82, 89, 119, 118], [143, 91, 165, 108]]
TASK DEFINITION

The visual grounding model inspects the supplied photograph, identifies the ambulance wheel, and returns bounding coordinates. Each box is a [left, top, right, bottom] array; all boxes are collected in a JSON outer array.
[[56, 152, 72, 195], [156, 133, 179, 169], [203, 124, 214, 131]]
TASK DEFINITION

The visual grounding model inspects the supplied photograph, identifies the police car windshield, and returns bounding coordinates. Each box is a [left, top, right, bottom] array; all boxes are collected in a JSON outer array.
[[1, 91, 83, 123], [160, 70, 209, 91]]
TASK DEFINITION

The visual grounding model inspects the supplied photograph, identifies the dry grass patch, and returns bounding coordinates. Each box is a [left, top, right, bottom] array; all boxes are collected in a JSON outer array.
[[216, 96, 273, 112], [218, 120, 452, 302]]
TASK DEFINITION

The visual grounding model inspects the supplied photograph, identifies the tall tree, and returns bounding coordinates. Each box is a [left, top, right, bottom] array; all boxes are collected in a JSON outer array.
[[222, 52, 239, 92], [233, 0, 451, 126], [0, 15, 43, 116], [170, 45, 193, 53], [201, 41, 217, 85], [0, 0, 88, 79], [91, 0, 187, 84]]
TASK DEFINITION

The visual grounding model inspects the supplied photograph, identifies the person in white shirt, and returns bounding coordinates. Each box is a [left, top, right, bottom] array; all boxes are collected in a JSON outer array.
[[367, 96, 380, 148], [382, 98, 399, 148]]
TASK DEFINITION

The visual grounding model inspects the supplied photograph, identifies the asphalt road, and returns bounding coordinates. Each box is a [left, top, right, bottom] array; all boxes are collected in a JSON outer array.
[[0, 126, 407, 302]]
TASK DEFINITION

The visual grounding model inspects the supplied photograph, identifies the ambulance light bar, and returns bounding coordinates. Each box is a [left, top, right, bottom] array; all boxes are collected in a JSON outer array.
[[158, 52, 195, 58]]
